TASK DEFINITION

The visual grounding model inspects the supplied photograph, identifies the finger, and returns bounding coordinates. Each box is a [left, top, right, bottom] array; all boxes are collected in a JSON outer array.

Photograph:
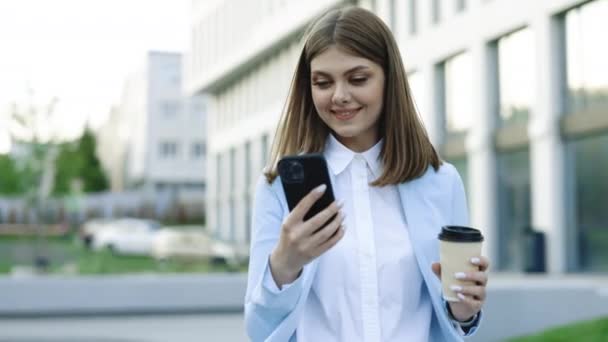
[[287, 184, 328, 223], [455, 293, 483, 313], [311, 226, 345, 258], [308, 211, 344, 247], [431, 262, 441, 279], [455, 271, 488, 286], [302, 201, 342, 235], [451, 285, 486, 301], [470, 256, 490, 272]]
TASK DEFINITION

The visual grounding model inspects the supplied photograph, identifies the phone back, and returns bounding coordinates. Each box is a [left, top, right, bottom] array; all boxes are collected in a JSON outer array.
[[278, 153, 335, 221]]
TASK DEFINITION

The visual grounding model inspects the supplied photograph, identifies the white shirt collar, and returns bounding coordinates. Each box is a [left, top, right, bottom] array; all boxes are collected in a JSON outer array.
[[324, 133, 383, 177]]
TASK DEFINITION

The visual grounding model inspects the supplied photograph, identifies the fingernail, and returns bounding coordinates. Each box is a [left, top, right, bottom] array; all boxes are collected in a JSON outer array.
[[314, 184, 327, 193], [457, 293, 466, 300], [450, 285, 463, 292], [454, 272, 467, 280], [337, 199, 345, 208], [470, 257, 481, 265]]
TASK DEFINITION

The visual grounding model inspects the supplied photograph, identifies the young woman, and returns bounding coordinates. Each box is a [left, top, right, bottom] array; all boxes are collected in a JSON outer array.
[[245, 6, 489, 342]]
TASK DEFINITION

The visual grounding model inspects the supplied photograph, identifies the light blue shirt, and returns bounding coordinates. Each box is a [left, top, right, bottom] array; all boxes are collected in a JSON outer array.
[[245, 138, 482, 341]]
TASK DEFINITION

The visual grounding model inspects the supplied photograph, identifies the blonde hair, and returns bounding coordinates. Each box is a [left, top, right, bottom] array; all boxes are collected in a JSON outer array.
[[265, 6, 441, 186]]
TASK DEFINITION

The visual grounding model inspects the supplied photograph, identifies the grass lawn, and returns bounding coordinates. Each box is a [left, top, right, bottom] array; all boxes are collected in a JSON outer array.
[[0, 235, 246, 275], [508, 316, 608, 342]]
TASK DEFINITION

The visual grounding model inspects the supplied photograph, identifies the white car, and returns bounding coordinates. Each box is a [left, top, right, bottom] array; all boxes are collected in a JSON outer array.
[[80, 218, 114, 248], [152, 226, 237, 265], [92, 218, 161, 255]]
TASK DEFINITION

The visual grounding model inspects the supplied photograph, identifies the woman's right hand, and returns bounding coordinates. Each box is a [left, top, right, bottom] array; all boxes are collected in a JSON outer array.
[[269, 184, 345, 288]]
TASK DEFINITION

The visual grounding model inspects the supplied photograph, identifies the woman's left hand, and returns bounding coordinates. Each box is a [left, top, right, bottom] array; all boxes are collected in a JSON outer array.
[[431, 256, 490, 322]]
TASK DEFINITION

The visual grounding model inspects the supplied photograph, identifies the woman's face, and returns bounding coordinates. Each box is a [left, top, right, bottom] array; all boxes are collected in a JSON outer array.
[[310, 45, 385, 152]]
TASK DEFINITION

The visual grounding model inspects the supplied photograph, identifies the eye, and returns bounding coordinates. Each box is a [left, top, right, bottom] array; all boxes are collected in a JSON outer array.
[[350, 77, 368, 85], [312, 80, 332, 89]]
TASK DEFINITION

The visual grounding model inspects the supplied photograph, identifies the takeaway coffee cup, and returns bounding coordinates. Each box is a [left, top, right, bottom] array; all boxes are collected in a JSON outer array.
[[438, 225, 484, 302]]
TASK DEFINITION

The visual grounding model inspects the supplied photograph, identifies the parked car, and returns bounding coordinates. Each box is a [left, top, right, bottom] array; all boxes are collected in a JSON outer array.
[[152, 226, 237, 265], [79, 218, 114, 248], [92, 218, 161, 256]]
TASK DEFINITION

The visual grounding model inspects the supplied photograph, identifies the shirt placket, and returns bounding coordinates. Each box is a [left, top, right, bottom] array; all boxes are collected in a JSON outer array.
[[351, 155, 381, 342]]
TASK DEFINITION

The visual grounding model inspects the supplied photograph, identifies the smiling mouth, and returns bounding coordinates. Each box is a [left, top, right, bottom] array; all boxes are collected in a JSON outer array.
[[331, 107, 362, 120]]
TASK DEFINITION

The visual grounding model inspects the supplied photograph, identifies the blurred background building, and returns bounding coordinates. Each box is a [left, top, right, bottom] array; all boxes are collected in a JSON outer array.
[[187, 0, 608, 273], [98, 51, 208, 196]]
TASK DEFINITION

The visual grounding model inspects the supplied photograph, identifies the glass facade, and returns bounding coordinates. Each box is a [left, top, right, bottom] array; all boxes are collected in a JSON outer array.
[[407, 72, 429, 121], [497, 28, 535, 125], [571, 133, 608, 272], [444, 52, 474, 134], [565, 0, 608, 112], [229, 148, 236, 242], [497, 148, 531, 271], [215, 154, 222, 239], [245, 141, 252, 242], [408, 0, 417, 35], [448, 157, 469, 199]]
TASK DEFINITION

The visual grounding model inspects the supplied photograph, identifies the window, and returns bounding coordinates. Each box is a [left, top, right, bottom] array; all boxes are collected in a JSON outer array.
[[159, 141, 179, 158], [261, 134, 269, 166], [229, 148, 236, 192], [432, 0, 441, 24], [497, 28, 535, 125], [244, 141, 252, 187], [448, 157, 469, 201], [408, 0, 417, 35], [497, 148, 531, 271], [444, 52, 474, 134], [229, 147, 236, 243], [565, 0, 608, 112], [244, 141, 252, 242], [191, 99, 205, 116], [215, 154, 222, 238], [570, 133, 608, 272], [456, 0, 466, 12], [161, 101, 179, 118], [388, 0, 396, 32], [407, 71, 428, 120], [191, 142, 205, 159]]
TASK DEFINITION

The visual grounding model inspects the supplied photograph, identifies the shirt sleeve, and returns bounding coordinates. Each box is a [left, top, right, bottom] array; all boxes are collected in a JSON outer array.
[[261, 255, 304, 305], [244, 177, 306, 341]]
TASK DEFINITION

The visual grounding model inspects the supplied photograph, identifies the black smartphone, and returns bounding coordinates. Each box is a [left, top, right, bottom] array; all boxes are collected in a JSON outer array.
[[278, 153, 336, 221]]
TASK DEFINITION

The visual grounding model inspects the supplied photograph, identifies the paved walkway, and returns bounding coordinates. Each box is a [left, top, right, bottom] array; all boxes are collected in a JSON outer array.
[[0, 313, 247, 342]]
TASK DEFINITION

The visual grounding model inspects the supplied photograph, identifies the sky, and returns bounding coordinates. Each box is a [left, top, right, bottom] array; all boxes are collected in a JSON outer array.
[[0, 0, 190, 153]]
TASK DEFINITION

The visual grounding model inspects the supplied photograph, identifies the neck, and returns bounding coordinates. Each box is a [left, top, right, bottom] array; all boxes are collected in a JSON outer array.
[[335, 134, 379, 153]]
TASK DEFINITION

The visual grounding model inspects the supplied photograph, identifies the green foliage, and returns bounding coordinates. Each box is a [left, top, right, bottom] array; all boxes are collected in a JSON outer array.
[[0, 129, 109, 196], [509, 317, 608, 342], [53, 129, 108, 195], [0, 155, 22, 195]]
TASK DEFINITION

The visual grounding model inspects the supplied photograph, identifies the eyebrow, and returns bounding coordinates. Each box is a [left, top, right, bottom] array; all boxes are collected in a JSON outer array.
[[311, 65, 370, 77]]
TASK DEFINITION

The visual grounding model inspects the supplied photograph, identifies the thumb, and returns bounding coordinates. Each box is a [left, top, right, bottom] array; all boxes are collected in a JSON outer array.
[[431, 262, 441, 279]]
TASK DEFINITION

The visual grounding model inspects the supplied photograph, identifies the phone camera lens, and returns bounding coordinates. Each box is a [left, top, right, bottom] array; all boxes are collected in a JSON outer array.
[[288, 161, 304, 182]]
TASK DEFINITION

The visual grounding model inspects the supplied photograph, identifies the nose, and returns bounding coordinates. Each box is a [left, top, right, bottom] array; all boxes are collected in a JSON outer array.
[[331, 82, 351, 105]]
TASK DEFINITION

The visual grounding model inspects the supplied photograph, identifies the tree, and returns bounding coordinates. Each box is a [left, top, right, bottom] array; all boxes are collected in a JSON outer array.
[[53, 129, 108, 195], [0, 154, 22, 195]]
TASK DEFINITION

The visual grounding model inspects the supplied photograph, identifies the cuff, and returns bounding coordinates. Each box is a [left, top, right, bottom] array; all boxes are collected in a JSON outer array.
[[263, 258, 301, 293], [251, 256, 304, 311], [444, 301, 482, 336]]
